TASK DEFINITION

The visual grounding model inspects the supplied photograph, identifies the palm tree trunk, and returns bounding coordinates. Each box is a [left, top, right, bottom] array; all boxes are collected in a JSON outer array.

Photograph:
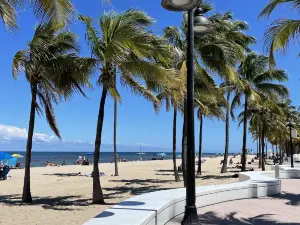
[[241, 95, 248, 171], [258, 125, 262, 168], [197, 113, 203, 175], [92, 87, 107, 204], [182, 100, 187, 187], [173, 107, 180, 182], [261, 122, 265, 171], [272, 145, 275, 158], [221, 92, 230, 173], [113, 74, 119, 177], [22, 85, 37, 203]]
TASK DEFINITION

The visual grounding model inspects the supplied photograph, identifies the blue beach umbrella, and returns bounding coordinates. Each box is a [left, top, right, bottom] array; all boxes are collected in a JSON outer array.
[[0, 152, 13, 161], [0, 152, 15, 166]]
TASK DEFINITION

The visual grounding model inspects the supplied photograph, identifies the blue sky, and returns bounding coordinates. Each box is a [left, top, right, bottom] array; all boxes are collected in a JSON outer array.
[[0, 0, 299, 153]]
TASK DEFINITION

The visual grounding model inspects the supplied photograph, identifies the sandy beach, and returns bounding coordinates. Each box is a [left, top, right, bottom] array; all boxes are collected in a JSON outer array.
[[0, 156, 260, 225]]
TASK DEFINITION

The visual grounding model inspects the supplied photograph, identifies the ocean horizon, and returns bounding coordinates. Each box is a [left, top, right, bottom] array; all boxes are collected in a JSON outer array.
[[4, 151, 231, 167]]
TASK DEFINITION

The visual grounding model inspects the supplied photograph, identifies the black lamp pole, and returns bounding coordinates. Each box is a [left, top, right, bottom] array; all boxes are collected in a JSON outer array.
[[161, 2, 213, 224], [181, 9, 199, 225]]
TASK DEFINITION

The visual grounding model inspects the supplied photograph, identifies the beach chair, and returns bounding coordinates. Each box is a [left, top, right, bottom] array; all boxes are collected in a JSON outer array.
[[0, 167, 11, 180]]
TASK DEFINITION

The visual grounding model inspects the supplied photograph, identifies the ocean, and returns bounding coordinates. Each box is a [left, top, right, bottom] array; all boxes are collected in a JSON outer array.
[[7, 151, 218, 167]]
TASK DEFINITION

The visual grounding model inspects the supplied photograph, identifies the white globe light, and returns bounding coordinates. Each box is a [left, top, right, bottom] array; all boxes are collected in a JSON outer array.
[[161, 0, 200, 12]]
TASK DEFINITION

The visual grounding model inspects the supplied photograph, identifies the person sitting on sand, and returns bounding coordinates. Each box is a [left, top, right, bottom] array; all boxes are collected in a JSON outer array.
[[46, 161, 58, 167], [229, 158, 233, 165]]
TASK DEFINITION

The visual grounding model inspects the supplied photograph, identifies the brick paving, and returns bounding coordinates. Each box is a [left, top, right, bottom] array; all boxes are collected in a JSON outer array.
[[167, 179, 300, 225]]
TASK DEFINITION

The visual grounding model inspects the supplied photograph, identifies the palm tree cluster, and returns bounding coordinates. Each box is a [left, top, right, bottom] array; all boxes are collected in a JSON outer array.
[[3, 0, 299, 206]]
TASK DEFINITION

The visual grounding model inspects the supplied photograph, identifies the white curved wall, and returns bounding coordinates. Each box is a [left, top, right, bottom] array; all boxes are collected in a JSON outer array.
[[83, 167, 300, 225]]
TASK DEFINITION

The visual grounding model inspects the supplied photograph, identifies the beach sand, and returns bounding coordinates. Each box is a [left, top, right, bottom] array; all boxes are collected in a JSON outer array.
[[0, 155, 261, 225]]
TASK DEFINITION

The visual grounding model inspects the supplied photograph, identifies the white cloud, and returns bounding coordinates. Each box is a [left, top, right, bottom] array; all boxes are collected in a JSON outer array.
[[0, 124, 59, 143], [0, 124, 27, 140]]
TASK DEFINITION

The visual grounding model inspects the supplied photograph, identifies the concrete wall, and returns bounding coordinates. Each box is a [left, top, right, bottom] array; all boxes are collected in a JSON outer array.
[[83, 167, 300, 225]]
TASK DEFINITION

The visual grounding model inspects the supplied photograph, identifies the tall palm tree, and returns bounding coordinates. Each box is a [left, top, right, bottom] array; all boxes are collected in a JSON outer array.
[[164, 5, 250, 182], [194, 70, 225, 175], [157, 79, 184, 182], [1, 0, 75, 31], [260, 0, 300, 65], [241, 95, 287, 171], [12, 22, 95, 203], [113, 72, 119, 176], [221, 91, 231, 173], [231, 52, 288, 171], [213, 15, 256, 174], [79, 9, 174, 204]]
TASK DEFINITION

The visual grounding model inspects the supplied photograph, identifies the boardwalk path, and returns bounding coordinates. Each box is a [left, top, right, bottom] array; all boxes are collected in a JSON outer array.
[[167, 179, 300, 225]]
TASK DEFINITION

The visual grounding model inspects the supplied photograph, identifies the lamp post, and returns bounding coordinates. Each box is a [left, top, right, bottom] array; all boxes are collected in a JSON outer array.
[[161, 1, 214, 224]]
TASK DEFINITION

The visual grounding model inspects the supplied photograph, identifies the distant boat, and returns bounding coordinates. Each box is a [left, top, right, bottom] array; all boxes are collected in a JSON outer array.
[[136, 143, 146, 155]]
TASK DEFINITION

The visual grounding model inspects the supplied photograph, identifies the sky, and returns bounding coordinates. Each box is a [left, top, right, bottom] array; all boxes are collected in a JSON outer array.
[[0, 0, 300, 153]]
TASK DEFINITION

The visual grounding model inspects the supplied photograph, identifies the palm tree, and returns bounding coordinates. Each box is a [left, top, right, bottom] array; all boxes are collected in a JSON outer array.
[[79, 9, 174, 204], [157, 80, 184, 182], [1, 0, 75, 31], [213, 16, 256, 174], [164, 5, 251, 182], [241, 95, 287, 171], [113, 72, 119, 176], [12, 22, 95, 203], [194, 71, 225, 175], [260, 0, 300, 65], [221, 90, 231, 173], [231, 52, 288, 171]]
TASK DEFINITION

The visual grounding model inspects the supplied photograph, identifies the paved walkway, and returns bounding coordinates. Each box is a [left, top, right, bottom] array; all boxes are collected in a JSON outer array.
[[167, 179, 300, 225]]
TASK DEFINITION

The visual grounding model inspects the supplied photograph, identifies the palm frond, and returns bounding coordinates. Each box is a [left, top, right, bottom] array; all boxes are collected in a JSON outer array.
[[259, 0, 294, 18], [263, 19, 300, 66], [30, 0, 74, 24], [256, 83, 289, 98], [121, 74, 159, 105], [0, 0, 18, 30], [12, 50, 28, 79]]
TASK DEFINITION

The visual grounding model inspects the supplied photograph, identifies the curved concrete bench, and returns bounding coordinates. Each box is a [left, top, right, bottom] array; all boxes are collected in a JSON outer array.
[[84, 167, 300, 225]]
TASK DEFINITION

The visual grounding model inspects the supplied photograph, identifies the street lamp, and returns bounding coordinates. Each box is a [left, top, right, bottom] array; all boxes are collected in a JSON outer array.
[[161, 1, 214, 225], [286, 120, 297, 168], [161, 0, 200, 11]]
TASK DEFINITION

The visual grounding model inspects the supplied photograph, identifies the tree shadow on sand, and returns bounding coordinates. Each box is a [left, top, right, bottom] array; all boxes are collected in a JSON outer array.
[[104, 185, 173, 197], [109, 179, 174, 186], [43, 173, 80, 177], [0, 194, 94, 211], [196, 174, 238, 180], [156, 169, 174, 173], [171, 211, 300, 225], [271, 191, 300, 206]]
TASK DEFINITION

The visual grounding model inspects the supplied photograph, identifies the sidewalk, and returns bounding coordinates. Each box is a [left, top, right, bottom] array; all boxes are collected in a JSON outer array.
[[167, 179, 300, 225]]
